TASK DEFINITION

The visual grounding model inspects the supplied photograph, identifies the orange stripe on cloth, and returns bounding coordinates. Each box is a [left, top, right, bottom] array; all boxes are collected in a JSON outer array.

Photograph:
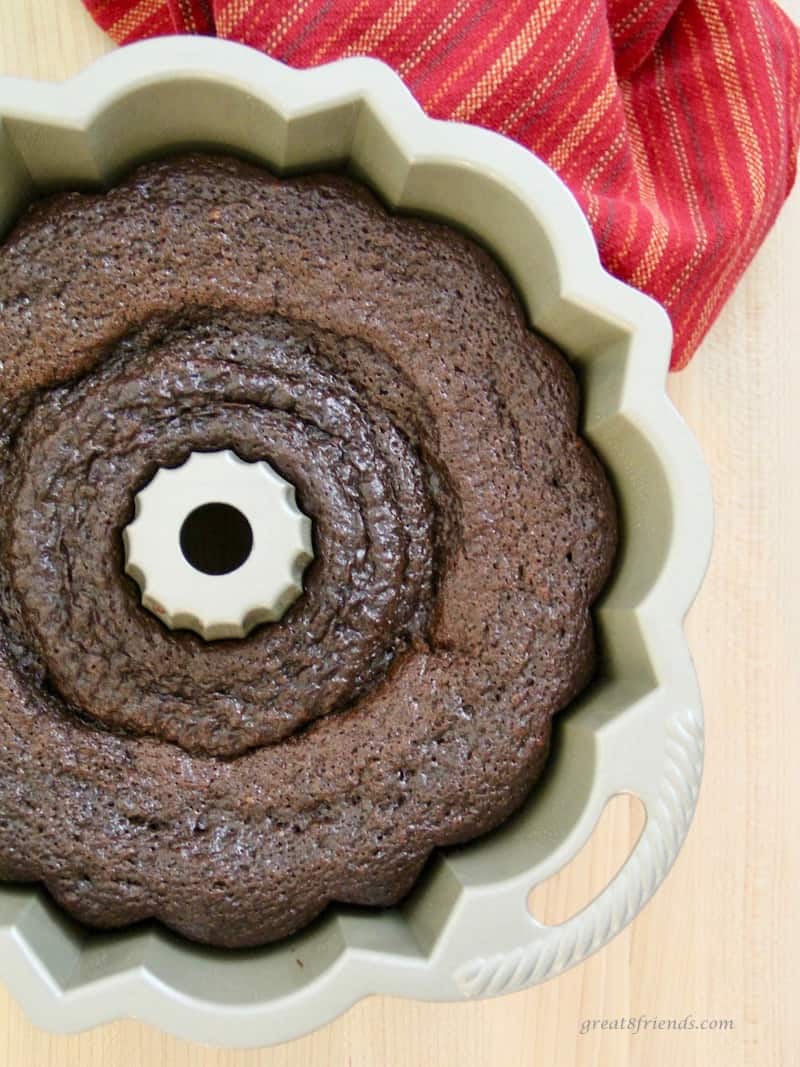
[[304, 0, 383, 64], [450, 0, 563, 121], [423, 0, 529, 113], [260, 0, 317, 51], [548, 77, 619, 172], [493, 1, 599, 136], [107, 0, 166, 40], [214, 0, 247, 35], [340, 0, 426, 57], [397, 0, 472, 77], [666, 2, 769, 355]]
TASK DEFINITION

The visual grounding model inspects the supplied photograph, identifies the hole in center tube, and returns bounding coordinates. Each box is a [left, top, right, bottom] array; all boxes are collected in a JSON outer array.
[[179, 502, 253, 576]]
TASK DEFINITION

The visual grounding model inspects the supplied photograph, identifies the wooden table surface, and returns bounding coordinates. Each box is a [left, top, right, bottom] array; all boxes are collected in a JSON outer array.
[[0, 2, 797, 1064]]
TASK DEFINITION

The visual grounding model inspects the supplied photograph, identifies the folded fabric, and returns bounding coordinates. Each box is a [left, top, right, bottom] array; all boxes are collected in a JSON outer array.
[[82, 0, 800, 368]]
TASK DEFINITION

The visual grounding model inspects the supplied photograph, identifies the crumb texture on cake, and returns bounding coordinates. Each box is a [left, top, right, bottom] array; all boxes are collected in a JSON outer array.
[[0, 155, 616, 947]]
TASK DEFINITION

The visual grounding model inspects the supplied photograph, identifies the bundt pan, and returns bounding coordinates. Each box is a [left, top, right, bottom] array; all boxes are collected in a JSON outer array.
[[0, 38, 712, 1048]]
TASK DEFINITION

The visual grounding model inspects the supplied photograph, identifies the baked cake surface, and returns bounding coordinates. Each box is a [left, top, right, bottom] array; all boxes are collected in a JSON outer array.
[[0, 155, 616, 947]]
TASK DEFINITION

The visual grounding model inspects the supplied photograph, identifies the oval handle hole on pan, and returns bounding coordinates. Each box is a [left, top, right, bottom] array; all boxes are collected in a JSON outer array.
[[528, 793, 646, 926]]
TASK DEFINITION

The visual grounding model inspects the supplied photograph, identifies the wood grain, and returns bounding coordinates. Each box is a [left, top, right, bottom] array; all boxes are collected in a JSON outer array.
[[0, 2, 797, 1063]]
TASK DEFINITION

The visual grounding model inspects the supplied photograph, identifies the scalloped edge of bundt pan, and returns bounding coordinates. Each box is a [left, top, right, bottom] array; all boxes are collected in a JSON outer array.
[[0, 37, 712, 1048]]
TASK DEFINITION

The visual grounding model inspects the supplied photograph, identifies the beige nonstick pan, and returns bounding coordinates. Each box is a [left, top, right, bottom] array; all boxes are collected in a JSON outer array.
[[0, 38, 712, 1048]]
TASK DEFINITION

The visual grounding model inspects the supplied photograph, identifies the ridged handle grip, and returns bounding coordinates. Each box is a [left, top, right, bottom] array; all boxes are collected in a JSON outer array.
[[453, 703, 704, 997]]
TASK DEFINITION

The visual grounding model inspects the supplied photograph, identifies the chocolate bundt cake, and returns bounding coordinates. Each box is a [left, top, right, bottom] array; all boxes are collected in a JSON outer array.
[[0, 155, 616, 947]]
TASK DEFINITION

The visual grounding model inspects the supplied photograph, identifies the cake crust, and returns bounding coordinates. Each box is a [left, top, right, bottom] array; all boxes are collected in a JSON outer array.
[[0, 155, 616, 947]]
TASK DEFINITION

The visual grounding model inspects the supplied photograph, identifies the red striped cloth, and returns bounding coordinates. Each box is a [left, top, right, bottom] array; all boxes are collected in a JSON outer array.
[[82, 0, 800, 368]]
